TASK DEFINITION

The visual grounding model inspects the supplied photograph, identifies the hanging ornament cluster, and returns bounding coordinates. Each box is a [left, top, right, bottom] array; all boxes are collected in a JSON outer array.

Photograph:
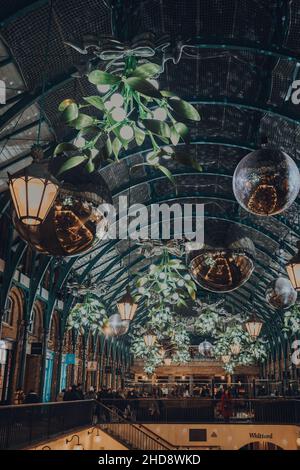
[[233, 143, 300, 216], [54, 56, 201, 185]]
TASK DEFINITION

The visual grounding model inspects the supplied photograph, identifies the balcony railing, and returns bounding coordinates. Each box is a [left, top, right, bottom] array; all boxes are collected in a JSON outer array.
[[0, 399, 299, 449]]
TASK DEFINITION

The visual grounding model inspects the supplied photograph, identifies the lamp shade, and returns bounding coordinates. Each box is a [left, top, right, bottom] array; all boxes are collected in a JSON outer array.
[[9, 161, 59, 226], [230, 343, 241, 355], [286, 241, 300, 291], [117, 286, 138, 321], [143, 334, 157, 347], [244, 314, 264, 340], [221, 355, 231, 364]]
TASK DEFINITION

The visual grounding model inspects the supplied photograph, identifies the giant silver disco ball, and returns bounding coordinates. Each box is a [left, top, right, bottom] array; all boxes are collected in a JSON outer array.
[[188, 220, 255, 292], [233, 145, 300, 216], [102, 314, 129, 337], [266, 277, 297, 310]]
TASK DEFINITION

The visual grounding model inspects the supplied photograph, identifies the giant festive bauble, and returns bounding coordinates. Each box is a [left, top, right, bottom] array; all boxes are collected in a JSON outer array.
[[188, 220, 255, 292], [233, 145, 300, 216], [12, 171, 112, 257], [265, 277, 297, 310], [198, 340, 214, 357], [102, 314, 129, 337]]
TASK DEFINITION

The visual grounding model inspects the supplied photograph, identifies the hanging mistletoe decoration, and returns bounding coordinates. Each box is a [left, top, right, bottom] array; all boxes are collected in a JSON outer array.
[[53, 34, 201, 183], [68, 295, 108, 335]]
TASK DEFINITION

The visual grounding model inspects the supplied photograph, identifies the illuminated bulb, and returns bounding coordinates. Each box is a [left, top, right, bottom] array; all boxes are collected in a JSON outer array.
[[97, 84, 110, 94], [111, 107, 126, 122], [104, 100, 113, 111], [148, 79, 159, 89], [120, 125, 134, 140], [94, 435, 102, 443], [73, 444, 83, 450], [153, 107, 167, 121], [110, 93, 124, 107]]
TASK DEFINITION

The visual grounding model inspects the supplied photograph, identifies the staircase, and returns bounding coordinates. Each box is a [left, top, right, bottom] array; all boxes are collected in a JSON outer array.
[[97, 402, 171, 450]]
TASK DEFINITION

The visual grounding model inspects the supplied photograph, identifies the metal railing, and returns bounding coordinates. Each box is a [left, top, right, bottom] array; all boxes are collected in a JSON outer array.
[[0, 398, 300, 449], [97, 398, 300, 424], [97, 402, 170, 450], [0, 400, 95, 449]]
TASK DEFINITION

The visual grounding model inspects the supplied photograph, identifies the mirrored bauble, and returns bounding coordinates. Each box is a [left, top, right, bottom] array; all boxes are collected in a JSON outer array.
[[188, 221, 255, 292], [104, 314, 129, 337], [266, 277, 297, 310], [233, 145, 300, 216], [13, 171, 112, 257], [198, 340, 214, 357]]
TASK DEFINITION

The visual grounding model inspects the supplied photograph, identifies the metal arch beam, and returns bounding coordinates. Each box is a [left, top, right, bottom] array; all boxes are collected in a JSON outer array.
[[0, 69, 75, 133], [95, 240, 273, 313], [111, 172, 300, 237], [100, 137, 257, 172], [0, 1, 49, 26], [183, 39, 300, 64], [26, 254, 52, 321], [83, 191, 293, 280], [0, 118, 43, 141], [187, 97, 300, 126], [93, 234, 279, 290]]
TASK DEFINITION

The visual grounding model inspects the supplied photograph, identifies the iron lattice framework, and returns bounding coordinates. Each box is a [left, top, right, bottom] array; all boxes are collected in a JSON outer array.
[[1, 0, 300, 349]]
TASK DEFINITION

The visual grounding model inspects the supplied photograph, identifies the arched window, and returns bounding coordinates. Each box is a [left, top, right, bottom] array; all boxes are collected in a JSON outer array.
[[2, 297, 13, 326]]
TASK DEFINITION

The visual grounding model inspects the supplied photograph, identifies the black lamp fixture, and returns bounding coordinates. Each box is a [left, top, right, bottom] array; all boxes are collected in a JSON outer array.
[[8, 147, 59, 226], [88, 427, 102, 443], [286, 241, 300, 291], [117, 286, 138, 321], [66, 434, 84, 450]]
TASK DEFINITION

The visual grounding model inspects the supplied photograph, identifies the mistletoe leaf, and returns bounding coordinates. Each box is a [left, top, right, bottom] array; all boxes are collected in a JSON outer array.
[[58, 99, 76, 112], [134, 126, 146, 146], [156, 164, 176, 185], [83, 96, 105, 111], [112, 137, 122, 159], [129, 63, 161, 79], [85, 158, 95, 173], [62, 103, 79, 123], [54, 142, 78, 155], [142, 119, 170, 138], [173, 152, 202, 172], [69, 113, 95, 130], [57, 155, 88, 175], [88, 70, 121, 85], [174, 122, 189, 138], [106, 136, 113, 157], [126, 77, 162, 99], [168, 97, 201, 121], [170, 127, 180, 146]]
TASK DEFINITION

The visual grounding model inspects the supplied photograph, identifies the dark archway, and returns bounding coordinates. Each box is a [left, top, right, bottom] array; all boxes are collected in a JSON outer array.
[[239, 441, 284, 450]]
